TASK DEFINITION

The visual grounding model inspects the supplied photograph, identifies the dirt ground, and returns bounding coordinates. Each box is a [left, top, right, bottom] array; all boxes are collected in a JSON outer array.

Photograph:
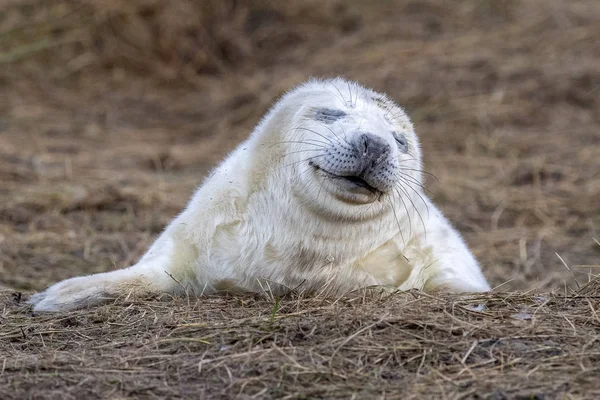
[[0, 0, 599, 398]]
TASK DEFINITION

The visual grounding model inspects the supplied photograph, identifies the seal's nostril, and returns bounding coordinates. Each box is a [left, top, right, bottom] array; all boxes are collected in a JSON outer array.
[[355, 133, 389, 168]]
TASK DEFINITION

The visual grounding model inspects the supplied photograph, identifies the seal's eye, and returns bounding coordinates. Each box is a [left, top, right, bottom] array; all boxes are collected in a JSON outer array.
[[393, 132, 409, 153], [372, 97, 388, 110], [314, 108, 346, 123]]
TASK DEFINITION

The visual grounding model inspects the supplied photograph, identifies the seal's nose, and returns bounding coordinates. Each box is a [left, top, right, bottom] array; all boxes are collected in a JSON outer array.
[[354, 133, 390, 171]]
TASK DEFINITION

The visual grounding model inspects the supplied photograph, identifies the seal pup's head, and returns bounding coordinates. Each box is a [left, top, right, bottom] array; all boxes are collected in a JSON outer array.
[[255, 78, 422, 221], [252, 77, 423, 224]]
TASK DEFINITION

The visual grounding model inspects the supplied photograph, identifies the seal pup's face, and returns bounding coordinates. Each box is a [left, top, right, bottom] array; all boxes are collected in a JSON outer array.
[[280, 79, 422, 218]]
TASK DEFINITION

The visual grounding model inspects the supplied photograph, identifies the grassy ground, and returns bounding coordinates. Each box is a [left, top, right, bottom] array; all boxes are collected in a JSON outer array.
[[0, 0, 599, 398]]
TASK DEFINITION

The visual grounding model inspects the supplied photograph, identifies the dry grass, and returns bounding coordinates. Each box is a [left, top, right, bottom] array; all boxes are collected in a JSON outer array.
[[0, 0, 599, 397], [3, 286, 600, 398]]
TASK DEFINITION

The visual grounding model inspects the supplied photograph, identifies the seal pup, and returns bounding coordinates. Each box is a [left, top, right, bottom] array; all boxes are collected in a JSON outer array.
[[29, 78, 490, 312]]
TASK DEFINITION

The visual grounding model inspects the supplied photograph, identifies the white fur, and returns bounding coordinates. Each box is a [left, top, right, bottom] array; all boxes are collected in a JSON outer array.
[[29, 78, 490, 312]]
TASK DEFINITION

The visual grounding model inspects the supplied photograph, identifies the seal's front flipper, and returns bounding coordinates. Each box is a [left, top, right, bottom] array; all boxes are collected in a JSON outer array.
[[28, 264, 178, 312], [28, 216, 207, 312]]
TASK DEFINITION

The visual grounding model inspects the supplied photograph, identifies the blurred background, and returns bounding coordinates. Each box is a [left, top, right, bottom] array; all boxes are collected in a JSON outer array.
[[0, 0, 598, 292]]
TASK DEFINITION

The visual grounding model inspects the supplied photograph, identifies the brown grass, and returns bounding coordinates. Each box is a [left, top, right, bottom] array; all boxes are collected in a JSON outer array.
[[0, 0, 599, 397], [3, 287, 600, 398]]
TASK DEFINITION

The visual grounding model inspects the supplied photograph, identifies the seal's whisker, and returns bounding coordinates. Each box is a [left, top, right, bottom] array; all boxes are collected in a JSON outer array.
[[395, 172, 430, 204], [330, 82, 349, 106], [346, 82, 353, 108], [292, 127, 336, 145], [394, 182, 427, 239], [396, 155, 418, 161], [340, 123, 349, 145], [291, 127, 335, 145], [394, 171, 435, 197], [397, 167, 439, 183], [287, 164, 318, 193], [397, 158, 420, 164], [278, 154, 327, 171], [298, 171, 327, 213], [284, 139, 330, 146], [358, 200, 377, 222], [384, 103, 393, 119], [394, 175, 431, 221], [282, 149, 327, 158], [388, 112, 408, 120], [393, 186, 413, 240], [291, 166, 311, 189], [319, 123, 352, 148], [357, 116, 364, 132], [315, 168, 326, 205], [387, 195, 406, 246], [269, 140, 329, 149]]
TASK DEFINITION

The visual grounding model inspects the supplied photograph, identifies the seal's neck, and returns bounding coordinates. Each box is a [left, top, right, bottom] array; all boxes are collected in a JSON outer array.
[[251, 182, 400, 262]]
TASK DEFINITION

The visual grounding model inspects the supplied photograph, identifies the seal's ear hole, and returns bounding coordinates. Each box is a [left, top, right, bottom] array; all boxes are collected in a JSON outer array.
[[314, 108, 346, 123], [393, 132, 409, 154]]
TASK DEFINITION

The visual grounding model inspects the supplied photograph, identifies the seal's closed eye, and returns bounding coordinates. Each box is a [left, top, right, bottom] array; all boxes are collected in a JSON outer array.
[[314, 108, 346, 123], [393, 132, 409, 154]]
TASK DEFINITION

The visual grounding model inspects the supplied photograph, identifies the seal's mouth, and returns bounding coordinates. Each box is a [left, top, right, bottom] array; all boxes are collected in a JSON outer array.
[[310, 162, 381, 194]]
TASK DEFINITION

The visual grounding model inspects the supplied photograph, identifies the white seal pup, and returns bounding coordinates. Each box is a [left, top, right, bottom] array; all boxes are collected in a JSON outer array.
[[29, 78, 490, 312]]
